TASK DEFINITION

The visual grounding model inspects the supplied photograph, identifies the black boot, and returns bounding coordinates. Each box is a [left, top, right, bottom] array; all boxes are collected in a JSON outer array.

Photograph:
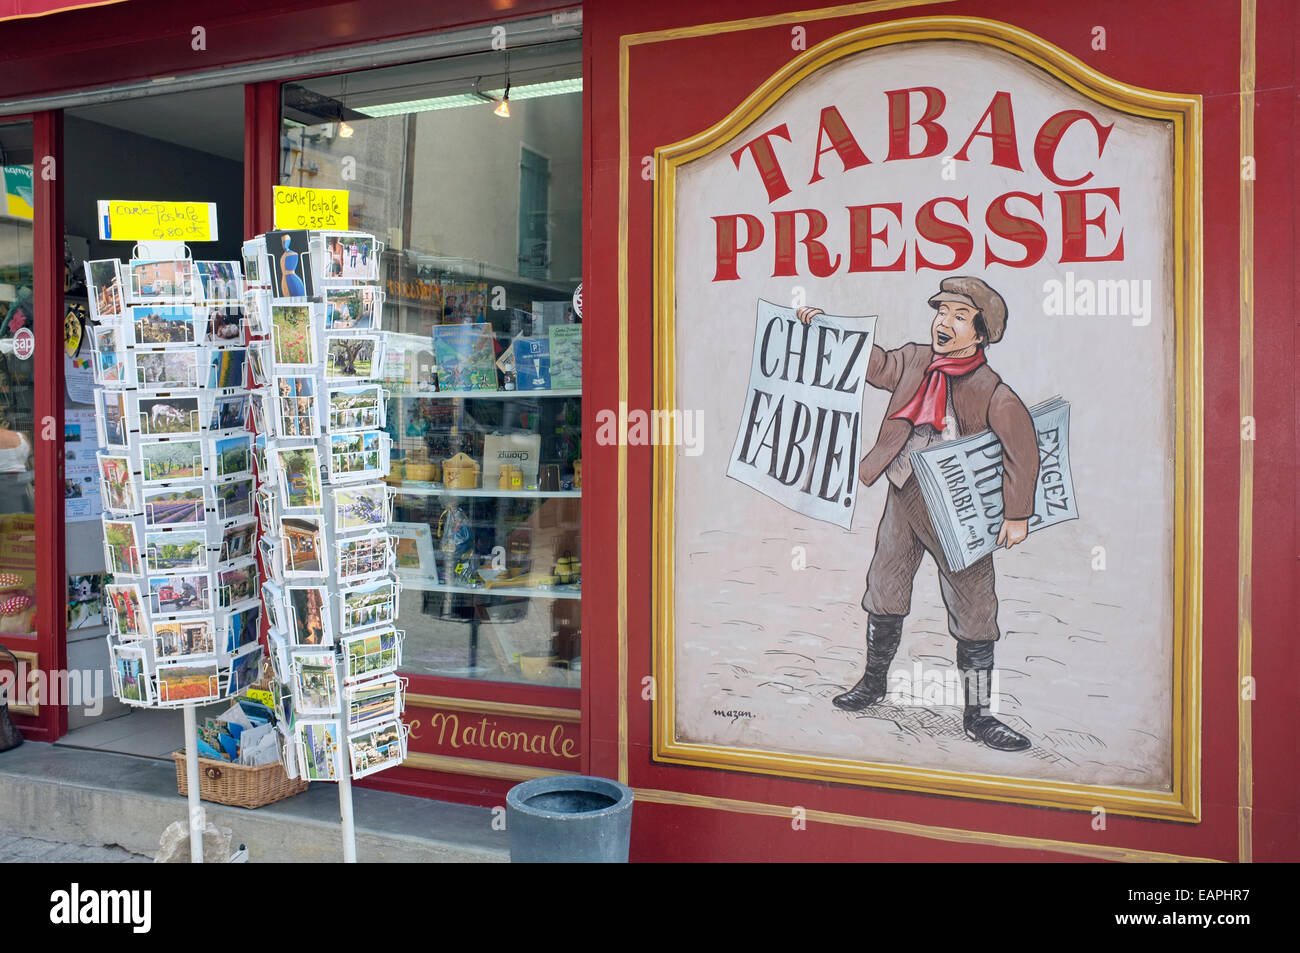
[[832, 613, 904, 711], [958, 644, 1030, 751]]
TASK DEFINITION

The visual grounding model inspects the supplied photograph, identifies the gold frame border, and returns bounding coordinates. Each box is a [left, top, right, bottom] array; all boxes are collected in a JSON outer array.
[[1235, 0, 1255, 864], [6, 649, 39, 716], [649, 17, 1203, 822], [403, 752, 577, 782], [406, 693, 582, 724]]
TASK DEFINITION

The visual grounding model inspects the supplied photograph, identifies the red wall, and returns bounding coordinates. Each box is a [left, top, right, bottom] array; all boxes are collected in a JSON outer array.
[[0, 0, 573, 101], [581, 0, 1298, 862]]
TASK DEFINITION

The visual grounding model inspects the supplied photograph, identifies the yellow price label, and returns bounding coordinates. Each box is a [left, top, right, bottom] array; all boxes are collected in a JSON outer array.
[[97, 200, 217, 242], [245, 689, 275, 708], [273, 186, 349, 230]]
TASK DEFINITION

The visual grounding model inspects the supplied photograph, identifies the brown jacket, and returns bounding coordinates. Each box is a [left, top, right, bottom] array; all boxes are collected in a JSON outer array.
[[860, 343, 1039, 521]]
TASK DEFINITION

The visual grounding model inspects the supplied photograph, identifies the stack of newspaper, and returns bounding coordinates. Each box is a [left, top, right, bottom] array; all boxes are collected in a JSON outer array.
[[909, 396, 1078, 572]]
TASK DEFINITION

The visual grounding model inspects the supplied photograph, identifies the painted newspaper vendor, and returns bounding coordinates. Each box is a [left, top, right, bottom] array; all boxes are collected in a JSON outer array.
[[797, 276, 1038, 752]]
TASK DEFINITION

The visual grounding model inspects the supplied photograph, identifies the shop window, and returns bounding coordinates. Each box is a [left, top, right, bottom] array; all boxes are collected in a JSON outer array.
[[281, 39, 583, 688], [0, 121, 37, 640]]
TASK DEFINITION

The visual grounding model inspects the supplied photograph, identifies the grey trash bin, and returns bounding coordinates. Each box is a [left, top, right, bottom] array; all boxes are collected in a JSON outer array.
[[506, 775, 633, 863]]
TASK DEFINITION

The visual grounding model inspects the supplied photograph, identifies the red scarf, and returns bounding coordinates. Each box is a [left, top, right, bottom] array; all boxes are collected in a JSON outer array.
[[889, 349, 986, 431]]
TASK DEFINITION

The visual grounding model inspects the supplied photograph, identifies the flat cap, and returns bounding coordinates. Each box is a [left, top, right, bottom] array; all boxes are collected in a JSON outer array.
[[927, 275, 1007, 344]]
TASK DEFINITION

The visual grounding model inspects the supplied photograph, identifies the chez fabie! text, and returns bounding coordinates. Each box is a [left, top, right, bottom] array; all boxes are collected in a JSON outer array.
[[711, 88, 1129, 279]]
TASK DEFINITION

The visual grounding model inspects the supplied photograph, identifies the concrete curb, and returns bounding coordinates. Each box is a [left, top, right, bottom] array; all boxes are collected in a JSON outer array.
[[0, 743, 508, 863]]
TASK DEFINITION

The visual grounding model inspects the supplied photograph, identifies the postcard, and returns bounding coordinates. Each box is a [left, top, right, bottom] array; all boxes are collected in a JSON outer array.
[[194, 261, 243, 303], [140, 438, 203, 484], [144, 528, 208, 574], [225, 604, 261, 654], [206, 304, 244, 343], [214, 476, 255, 521], [297, 720, 340, 781], [340, 579, 395, 634], [341, 629, 400, 682], [291, 650, 339, 715], [346, 674, 400, 731], [266, 629, 289, 684], [129, 259, 194, 300], [148, 572, 210, 615], [329, 430, 382, 479], [262, 580, 285, 632], [98, 453, 138, 514], [276, 376, 318, 438], [347, 722, 403, 779], [131, 304, 197, 345], [247, 342, 269, 388], [287, 585, 331, 646], [275, 446, 322, 509], [97, 390, 130, 448], [103, 520, 142, 576], [324, 287, 381, 330], [249, 391, 269, 435], [337, 534, 392, 584], [266, 230, 314, 298], [214, 434, 253, 479], [241, 239, 266, 286], [142, 486, 205, 527], [93, 326, 125, 384], [210, 394, 249, 432], [280, 516, 326, 577], [138, 394, 201, 436], [326, 384, 383, 432], [270, 303, 314, 365], [156, 660, 221, 704], [228, 644, 261, 695], [217, 560, 258, 608], [135, 349, 200, 390], [209, 348, 248, 389], [85, 259, 125, 320], [333, 483, 387, 534], [105, 583, 147, 639], [390, 522, 436, 585], [111, 644, 151, 704], [154, 618, 215, 659], [325, 334, 380, 381], [321, 233, 378, 282], [259, 537, 283, 586], [219, 520, 256, 563], [256, 484, 278, 534]]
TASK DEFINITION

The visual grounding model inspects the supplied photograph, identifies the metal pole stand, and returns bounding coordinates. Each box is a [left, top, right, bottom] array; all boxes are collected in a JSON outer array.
[[182, 703, 204, 863], [337, 719, 358, 863]]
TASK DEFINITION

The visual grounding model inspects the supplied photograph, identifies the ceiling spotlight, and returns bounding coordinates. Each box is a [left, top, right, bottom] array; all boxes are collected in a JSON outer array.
[[338, 120, 354, 138], [494, 82, 511, 118]]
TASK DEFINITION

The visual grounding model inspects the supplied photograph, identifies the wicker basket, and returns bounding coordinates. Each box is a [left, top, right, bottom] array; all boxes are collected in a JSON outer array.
[[173, 750, 308, 809]]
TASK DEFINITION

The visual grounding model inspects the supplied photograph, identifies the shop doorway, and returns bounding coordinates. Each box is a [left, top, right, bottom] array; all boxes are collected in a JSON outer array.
[[57, 85, 245, 757]]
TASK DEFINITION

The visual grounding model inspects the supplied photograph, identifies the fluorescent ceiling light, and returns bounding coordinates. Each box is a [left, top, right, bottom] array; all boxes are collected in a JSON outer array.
[[354, 78, 582, 118]]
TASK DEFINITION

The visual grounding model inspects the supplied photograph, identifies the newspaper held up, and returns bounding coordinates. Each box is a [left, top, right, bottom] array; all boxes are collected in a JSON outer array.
[[909, 396, 1078, 572], [727, 299, 877, 530]]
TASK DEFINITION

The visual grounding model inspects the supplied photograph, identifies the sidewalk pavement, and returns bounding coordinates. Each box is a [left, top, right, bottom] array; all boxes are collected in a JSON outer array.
[[0, 833, 150, 863]]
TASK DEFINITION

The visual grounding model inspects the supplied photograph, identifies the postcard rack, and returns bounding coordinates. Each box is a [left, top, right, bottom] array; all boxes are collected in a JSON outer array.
[[87, 244, 264, 863], [244, 228, 406, 860]]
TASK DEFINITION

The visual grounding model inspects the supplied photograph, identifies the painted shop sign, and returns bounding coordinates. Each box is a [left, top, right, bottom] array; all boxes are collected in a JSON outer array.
[[406, 702, 580, 769], [654, 18, 1201, 820]]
